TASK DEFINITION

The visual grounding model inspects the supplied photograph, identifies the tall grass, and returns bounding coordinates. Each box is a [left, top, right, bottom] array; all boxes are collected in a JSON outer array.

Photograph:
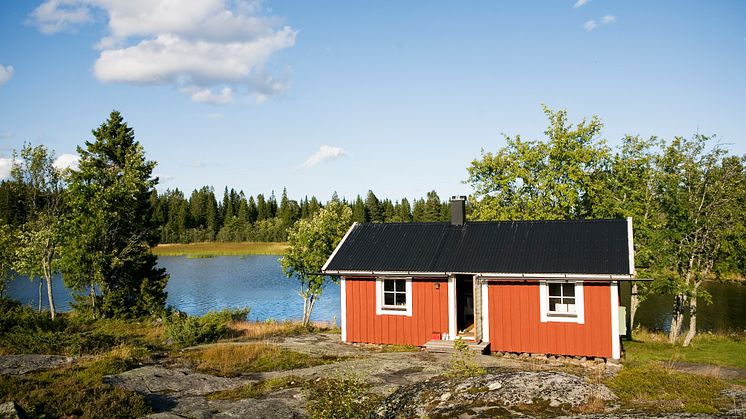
[[626, 328, 746, 369], [152, 242, 288, 257]]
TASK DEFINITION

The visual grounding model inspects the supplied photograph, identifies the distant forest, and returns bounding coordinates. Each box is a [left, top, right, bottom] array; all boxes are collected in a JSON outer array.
[[0, 183, 455, 244]]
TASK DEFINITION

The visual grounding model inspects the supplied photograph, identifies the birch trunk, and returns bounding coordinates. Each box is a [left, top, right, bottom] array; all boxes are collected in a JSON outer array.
[[45, 276, 56, 320], [682, 286, 698, 347], [630, 282, 639, 332], [668, 293, 686, 343]]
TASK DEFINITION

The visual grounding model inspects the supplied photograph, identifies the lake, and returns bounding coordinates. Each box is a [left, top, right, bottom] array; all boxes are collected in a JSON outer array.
[[5, 255, 342, 323], [6, 256, 745, 332]]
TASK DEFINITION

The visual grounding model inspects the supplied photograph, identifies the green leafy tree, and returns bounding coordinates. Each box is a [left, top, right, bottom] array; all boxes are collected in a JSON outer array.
[[467, 106, 609, 220], [656, 136, 744, 345], [594, 135, 666, 328], [11, 144, 65, 319], [280, 200, 352, 326], [62, 111, 168, 318], [0, 223, 16, 298]]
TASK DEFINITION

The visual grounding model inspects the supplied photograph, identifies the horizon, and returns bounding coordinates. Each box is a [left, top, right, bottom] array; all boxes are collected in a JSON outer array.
[[1, 1, 745, 203]]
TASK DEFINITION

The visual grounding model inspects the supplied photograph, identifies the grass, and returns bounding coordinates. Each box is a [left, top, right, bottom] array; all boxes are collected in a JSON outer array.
[[152, 241, 288, 257], [625, 329, 746, 369], [226, 319, 336, 340], [607, 362, 727, 414], [183, 343, 343, 377], [0, 346, 153, 418], [207, 375, 306, 400]]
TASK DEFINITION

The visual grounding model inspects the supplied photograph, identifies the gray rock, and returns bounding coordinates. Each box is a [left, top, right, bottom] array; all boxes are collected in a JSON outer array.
[[375, 370, 617, 418], [0, 355, 74, 375]]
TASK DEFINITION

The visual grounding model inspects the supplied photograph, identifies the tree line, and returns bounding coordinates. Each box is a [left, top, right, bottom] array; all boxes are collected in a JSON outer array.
[[467, 106, 746, 346], [148, 187, 453, 244]]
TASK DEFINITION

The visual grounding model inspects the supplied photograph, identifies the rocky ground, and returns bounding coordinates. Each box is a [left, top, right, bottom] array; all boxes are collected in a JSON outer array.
[[2, 333, 745, 418]]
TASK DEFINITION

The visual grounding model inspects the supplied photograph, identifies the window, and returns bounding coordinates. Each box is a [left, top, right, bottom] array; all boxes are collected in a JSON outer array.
[[540, 281, 584, 324], [376, 277, 412, 316], [548, 283, 576, 314], [383, 279, 407, 308]]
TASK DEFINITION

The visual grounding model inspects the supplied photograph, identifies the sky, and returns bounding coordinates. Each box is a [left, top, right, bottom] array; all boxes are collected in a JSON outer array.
[[0, 0, 745, 202]]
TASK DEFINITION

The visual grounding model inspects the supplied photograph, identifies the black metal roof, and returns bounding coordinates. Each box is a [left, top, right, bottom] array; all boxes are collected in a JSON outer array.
[[323, 219, 631, 275]]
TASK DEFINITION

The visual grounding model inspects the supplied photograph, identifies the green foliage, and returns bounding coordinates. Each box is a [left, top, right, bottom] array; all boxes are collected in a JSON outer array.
[[304, 375, 379, 419], [281, 200, 352, 325], [0, 298, 166, 355], [0, 349, 152, 418], [165, 308, 249, 346], [447, 338, 486, 378], [62, 110, 168, 318], [467, 106, 609, 221], [0, 224, 15, 298], [9, 143, 66, 318], [607, 363, 726, 414]]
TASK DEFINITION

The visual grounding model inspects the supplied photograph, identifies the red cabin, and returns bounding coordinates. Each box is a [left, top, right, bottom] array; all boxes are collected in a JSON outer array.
[[322, 196, 634, 360]]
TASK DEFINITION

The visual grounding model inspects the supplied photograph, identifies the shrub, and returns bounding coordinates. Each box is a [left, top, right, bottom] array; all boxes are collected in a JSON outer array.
[[447, 338, 485, 378], [305, 375, 379, 419], [165, 308, 249, 346]]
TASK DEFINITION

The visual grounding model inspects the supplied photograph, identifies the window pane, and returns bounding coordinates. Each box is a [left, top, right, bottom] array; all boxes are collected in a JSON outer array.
[[548, 283, 561, 297], [564, 298, 575, 306], [395, 280, 406, 292], [384, 280, 394, 292], [395, 292, 406, 306], [549, 297, 561, 311], [384, 293, 394, 306], [563, 283, 575, 297]]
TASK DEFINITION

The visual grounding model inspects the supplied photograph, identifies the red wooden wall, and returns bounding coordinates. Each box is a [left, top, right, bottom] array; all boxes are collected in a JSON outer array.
[[487, 281, 613, 358], [345, 277, 449, 346]]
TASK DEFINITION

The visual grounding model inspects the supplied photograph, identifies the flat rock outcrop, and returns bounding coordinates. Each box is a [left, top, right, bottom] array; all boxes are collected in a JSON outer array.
[[375, 370, 617, 418], [0, 354, 74, 376]]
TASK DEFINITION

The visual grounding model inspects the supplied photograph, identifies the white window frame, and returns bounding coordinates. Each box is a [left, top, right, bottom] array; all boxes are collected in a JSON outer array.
[[376, 277, 412, 316], [539, 280, 584, 324]]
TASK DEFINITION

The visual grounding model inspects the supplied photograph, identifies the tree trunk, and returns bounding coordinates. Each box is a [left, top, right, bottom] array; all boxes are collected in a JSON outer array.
[[45, 276, 56, 320], [682, 287, 699, 347], [630, 282, 639, 332], [302, 293, 317, 327], [38, 281, 43, 312], [90, 284, 97, 319], [668, 293, 686, 343]]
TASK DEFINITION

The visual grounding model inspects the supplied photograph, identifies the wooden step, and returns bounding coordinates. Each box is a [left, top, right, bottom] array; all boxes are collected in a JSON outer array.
[[424, 339, 490, 355]]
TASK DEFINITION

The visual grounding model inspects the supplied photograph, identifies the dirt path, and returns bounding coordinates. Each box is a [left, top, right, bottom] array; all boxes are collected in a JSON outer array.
[[668, 361, 746, 381]]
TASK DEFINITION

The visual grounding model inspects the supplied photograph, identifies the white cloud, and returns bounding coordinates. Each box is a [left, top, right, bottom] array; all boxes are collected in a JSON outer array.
[[180, 86, 233, 104], [28, 0, 91, 34], [584, 20, 598, 31], [602, 15, 616, 24], [573, 0, 589, 8], [192, 160, 207, 167], [0, 157, 12, 180], [300, 145, 347, 169], [52, 153, 79, 171], [29, 0, 297, 103], [0, 65, 14, 85]]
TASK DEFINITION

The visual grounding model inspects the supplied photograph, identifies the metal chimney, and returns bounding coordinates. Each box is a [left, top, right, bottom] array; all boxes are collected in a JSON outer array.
[[450, 195, 466, 226]]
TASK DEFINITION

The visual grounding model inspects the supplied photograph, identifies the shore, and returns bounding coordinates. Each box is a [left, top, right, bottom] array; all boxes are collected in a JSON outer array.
[[152, 242, 288, 257]]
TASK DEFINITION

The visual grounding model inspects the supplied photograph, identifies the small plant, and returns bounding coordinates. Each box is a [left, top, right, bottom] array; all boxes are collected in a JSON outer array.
[[304, 374, 379, 419], [165, 308, 250, 346], [447, 338, 485, 378]]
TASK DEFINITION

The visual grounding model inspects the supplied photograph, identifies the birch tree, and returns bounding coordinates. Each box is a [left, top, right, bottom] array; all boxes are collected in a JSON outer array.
[[657, 136, 744, 345], [10, 144, 65, 319], [280, 200, 352, 326]]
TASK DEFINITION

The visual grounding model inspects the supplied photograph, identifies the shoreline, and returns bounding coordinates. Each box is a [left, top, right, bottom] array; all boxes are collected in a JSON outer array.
[[151, 241, 288, 257]]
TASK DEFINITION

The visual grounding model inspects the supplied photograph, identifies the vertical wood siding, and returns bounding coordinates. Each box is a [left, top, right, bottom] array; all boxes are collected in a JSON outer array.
[[345, 277, 449, 346], [487, 282, 613, 358]]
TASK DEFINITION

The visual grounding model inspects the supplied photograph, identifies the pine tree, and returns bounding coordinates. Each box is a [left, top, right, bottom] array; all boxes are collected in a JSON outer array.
[[62, 110, 168, 318], [365, 190, 382, 223]]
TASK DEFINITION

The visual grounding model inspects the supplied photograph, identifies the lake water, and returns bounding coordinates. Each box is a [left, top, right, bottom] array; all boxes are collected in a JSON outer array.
[[6, 256, 744, 332], [5, 255, 342, 323]]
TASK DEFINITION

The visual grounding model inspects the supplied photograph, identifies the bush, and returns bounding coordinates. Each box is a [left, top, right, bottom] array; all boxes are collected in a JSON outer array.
[[305, 375, 379, 419], [165, 308, 249, 346], [447, 338, 485, 378]]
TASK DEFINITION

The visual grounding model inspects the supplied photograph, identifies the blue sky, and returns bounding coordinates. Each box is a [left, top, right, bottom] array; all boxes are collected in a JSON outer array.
[[1, 1, 744, 202]]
